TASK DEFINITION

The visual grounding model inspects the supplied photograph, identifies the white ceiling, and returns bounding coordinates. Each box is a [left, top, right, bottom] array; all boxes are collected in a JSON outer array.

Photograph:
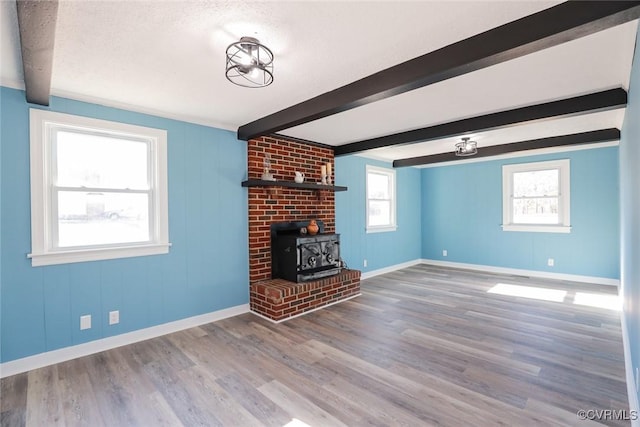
[[1, 1, 637, 163]]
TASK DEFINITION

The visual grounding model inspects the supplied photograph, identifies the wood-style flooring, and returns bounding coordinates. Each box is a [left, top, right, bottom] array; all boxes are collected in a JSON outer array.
[[1, 264, 630, 426]]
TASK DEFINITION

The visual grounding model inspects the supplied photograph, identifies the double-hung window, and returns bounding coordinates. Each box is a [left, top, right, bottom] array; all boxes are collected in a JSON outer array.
[[29, 109, 170, 266], [366, 165, 397, 233], [502, 159, 570, 233]]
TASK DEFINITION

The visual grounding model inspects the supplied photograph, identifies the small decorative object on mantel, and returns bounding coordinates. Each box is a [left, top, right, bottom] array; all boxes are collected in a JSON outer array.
[[326, 162, 332, 185], [307, 219, 319, 235], [320, 164, 328, 185], [294, 171, 305, 183], [262, 155, 275, 181]]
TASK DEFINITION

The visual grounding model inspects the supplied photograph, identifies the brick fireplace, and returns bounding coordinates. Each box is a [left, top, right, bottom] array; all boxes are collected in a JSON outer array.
[[246, 135, 361, 321]]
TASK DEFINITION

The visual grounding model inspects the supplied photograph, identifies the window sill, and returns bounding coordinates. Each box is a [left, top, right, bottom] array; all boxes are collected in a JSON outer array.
[[366, 226, 398, 234], [28, 243, 171, 267], [501, 225, 571, 234]]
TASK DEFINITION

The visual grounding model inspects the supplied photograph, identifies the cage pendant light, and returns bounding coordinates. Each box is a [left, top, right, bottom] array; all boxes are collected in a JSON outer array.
[[225, 36, 274, 88], [455, 137, 478, 157]]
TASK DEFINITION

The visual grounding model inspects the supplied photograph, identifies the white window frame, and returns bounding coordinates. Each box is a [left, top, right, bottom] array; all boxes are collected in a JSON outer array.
[[366, 165, 397, 233], [502, 159, 571, 233], [28, 109, 170, 266]]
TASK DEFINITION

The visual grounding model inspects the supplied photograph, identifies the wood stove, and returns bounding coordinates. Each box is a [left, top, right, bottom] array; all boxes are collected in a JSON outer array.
[[271, 221, 341, 282]]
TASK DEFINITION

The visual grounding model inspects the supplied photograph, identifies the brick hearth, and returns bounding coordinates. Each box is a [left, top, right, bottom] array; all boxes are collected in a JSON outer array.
[[250, 269, 361, 322], [246, 135, 360, 321]]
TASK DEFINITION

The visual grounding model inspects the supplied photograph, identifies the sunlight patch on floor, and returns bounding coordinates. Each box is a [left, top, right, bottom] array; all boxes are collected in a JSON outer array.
[[573, 292, 621, 311], [488, 283, 567, 302], [283, 419, 312, 427]]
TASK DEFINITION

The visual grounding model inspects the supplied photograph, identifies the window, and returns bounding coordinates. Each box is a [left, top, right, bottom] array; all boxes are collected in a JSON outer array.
[[366, 165, 396, 233], [29, 109, 170, 266], [502, 159, 570, 233]]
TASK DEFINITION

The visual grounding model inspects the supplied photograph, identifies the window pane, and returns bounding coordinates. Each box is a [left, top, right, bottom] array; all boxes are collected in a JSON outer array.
[[368, 173, 390, 199], [512, 197, 559, 224], [513, 169, 558, 197], [56, 131, 149, 189], [57, 191, 149, 247], [369, 200, 391, 226]]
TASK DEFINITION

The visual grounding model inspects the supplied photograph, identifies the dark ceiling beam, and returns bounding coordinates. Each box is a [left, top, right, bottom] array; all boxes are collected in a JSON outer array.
[[16, 0, 58, 106], [393, 128, 620, 168], [335, 88, 627, 156], [237, 1, 640, 141]]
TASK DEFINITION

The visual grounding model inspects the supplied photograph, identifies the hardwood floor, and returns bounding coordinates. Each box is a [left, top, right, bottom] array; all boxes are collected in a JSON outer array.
[[1, 264, 630, 426]]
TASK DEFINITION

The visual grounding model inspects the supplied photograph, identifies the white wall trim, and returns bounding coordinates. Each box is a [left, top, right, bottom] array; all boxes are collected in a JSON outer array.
[[420, 259, 620, 287], [360, 259, 423, 280], [501, 225, 572, 233], [355, 258, 618, 286], [0, 304, 250, 378], [49, 88, 237, 132], [366, 164, 397, 232], [0, 82, 236, 133], [502, 159, 571, 232], [0, 78, 25, 91], [621, 312, 640, 426], [354, 152, 395, 163], [250, 293, 362, 324]]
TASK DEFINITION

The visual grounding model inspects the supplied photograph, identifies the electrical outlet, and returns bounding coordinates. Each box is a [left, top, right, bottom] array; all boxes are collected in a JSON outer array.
[[80, 315, 91, 330], [547, 258, 555, 267], [109, 310, 119, 325], [363, 259, 368, 267], [442, 249, 448, 257]]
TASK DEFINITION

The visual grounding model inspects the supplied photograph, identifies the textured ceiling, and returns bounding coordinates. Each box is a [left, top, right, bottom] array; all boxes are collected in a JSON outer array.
[[1, 1, 637, 162]]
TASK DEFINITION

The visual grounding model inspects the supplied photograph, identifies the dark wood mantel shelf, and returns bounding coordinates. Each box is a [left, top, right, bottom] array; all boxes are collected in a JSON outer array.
[[241, 179, 348, 192]]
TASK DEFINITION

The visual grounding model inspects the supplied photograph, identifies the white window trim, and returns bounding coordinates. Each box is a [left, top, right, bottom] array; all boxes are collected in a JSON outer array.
[[501, 224, 571, 234], [28, 109, 170, 266], [366, 165, 397, 233], [502, 159, 571, 234]]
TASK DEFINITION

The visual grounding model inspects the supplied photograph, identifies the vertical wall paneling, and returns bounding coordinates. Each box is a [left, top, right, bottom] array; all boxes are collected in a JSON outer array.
[[69, 262, 103, 345], [0, 87, 249, 363], [1, 88, 47, 360], [420, 148, 620, 279], [335, 155, 422, 273], [620, 26, 640, 408], [0, 82, 2, 352], [215, 139, 248, 308], [42, 266, 72, 350]]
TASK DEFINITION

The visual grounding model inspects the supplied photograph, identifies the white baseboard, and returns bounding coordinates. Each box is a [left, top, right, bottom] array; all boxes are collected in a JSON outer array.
[[250, 293, 362, 324], [621, 312, 640, 426], [360, 259, 423, 280], [420, 259, 620, 287], [0, 304, 250, 379]]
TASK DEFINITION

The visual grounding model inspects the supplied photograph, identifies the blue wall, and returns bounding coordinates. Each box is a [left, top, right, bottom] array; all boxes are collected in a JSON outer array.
[[0, 87, 3, 357], [421, 148, 620, 279], [335, 156, 422, 273], [0, 87, 249, 363], [620, 28, 640, 406]]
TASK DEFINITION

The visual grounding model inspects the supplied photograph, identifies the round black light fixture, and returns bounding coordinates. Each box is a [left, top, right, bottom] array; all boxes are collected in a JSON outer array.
[[225, 36, 274, 88]]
